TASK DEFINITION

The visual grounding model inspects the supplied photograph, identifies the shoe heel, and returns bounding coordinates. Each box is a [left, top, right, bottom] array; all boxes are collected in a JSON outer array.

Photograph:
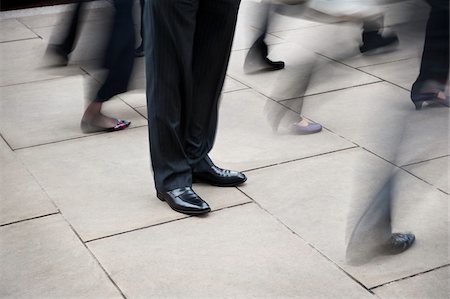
[[156, 192, 165, 201], [414, 101, 423, 110]]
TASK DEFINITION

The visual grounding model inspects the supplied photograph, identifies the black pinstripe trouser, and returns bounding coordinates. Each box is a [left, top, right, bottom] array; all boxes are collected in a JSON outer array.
[[144, 0, 241, 192]]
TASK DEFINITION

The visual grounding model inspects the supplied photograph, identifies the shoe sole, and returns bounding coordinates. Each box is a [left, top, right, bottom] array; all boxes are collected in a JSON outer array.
[[192, 176, 247, 187], [157, 192, 211, 216]]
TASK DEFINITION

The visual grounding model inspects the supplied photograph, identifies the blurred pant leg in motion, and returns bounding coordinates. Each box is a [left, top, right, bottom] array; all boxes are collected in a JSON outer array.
[[411, 0, 449, 109], [45, 0, 86, 66], [80, 0, 136, 132], [45, 0, 136, 132], [135, 0, 145, 57]]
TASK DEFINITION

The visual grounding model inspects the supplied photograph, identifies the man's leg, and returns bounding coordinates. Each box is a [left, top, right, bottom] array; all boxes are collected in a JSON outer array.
[[185, 0, 241, 164], [144, 0, 198, 193], [182, 0, 247, 187]]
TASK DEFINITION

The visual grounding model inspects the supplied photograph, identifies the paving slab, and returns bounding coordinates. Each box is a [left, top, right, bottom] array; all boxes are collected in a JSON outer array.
[[0, 214, 122, 299], [239, 148, 449, 288], [373, 267, 450, 299], [208, 89, 355, 171], [404, 156, 449, 194], [0, 38, 83, 87], [0, 138, 57, 225], [0, 75, 147, 149], [274, 21, 425, 68], [16, 127, 251, 241], [88, 203, 374, 299], [134, 106, 147, 119], [289, 82, 449, 165], [223, 76, 248, 93], [0, 19, 38, 42], [228, 44, 379, 101], [359, 58, 420, 90]]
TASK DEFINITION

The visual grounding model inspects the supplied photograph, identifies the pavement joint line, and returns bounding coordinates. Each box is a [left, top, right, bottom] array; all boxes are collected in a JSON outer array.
[[16, 17, 44, 39], [242, 146, 358, 173], [277, 80, 383, 103], [84, 201, 254, 244], [0, 36, 41, 44], [0, 133, 14, 151], [55, 210, 128, 299], [12, 124, 148, 152], [0, 212, 61, 228], [0, 69, 86, 89], [226, 74, 252, 90], [369, 264, 450, 291], [356, 56, 420, 70], [241, 188, 375, 295], [360, 147, 447, 194], [401, 154, 449, 168], [223, 86, 251, 94]]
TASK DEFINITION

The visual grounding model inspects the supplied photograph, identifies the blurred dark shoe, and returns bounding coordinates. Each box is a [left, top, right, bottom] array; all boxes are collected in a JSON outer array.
[[290, 120, 322, 135], [388, 233, 415, 254], [411, 80, 449, 110], [360, 31, 399, 54], [80, 119, 131, 133], [44, 44, 69, 67], [157, 187, 210, 215], [135, 44, 144, 57], [244, 36, 285, 73]]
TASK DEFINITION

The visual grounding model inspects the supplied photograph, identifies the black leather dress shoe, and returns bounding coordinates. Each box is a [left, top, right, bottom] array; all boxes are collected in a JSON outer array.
[[193, 165, 247, 187], [157, 187, 210, 216]]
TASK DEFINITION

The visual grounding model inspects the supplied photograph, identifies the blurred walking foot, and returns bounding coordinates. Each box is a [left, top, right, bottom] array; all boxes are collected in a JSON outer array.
[[244, 36, 285, 73], [291, 118, 322, 135], [81, 102, 130, 133], [411, 80, 449, 110], [360, 31, 399, 54], [388, 233, 415, 254], [44, 44, 69, 67]]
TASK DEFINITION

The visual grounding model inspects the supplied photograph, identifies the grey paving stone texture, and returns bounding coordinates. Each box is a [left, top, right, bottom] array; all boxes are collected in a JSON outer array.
[[360, 58, 420, 90], [0, 76, 147, 149], [240, 148, 449, 288], [0, 214, 122, 299], [0, 138, 57, 225], [16, 127, 251, 241], [374, 267, 450, 299], [0, 39, 83, 87], [404, 156, 449, 194], [0, 19, 38, 42], [88, 204, 375, 299], [209, 89, 355, 171], [295, 82, 449, 166]]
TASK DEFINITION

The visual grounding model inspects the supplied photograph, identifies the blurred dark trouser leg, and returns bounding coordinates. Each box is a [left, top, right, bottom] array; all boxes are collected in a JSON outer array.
[[95, 0, 135, 101], [60, 1, 86, 54], [186, 0, 240, 166], [140, 0, 145, 43], [144, 0, 240, 192], [414, 0, 449, 87]]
